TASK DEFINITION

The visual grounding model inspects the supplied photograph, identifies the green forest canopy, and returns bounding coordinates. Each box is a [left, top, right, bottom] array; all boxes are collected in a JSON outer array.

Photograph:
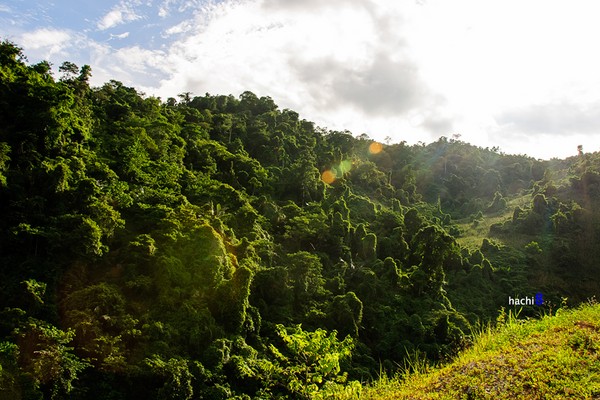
[[1, 41, 599, 399]]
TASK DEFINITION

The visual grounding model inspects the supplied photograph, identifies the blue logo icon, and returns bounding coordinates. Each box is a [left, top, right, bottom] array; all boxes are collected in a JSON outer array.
[[535, 292, 544, 306]]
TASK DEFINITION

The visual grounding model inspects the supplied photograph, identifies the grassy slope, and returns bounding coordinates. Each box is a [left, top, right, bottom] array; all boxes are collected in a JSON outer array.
[[361, 302, 600, 399], [455, 194, 531, 251]]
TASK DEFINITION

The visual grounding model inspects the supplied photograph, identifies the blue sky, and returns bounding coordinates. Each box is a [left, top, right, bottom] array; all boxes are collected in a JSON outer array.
[[3, 0, 600, 159], [1, 1, 210, 45], [1, 0, 210, 55]]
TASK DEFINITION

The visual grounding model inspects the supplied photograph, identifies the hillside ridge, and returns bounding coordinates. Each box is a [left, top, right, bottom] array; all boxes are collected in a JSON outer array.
[[364, 302, 600, 399]]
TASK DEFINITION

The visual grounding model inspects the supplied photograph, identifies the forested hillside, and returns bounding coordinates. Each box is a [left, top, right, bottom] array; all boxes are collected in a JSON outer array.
[[1, 41, 598, 399]]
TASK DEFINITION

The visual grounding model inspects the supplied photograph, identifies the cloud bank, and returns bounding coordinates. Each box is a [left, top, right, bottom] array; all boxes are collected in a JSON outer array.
[[9, 0, 600, 159]]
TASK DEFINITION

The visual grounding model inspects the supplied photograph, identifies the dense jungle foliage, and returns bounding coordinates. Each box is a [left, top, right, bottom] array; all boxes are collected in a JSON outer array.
[[1, 41, 599, 399]]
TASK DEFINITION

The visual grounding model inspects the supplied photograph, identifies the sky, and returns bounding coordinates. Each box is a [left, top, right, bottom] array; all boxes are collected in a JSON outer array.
[[3, 0, 600, 160]]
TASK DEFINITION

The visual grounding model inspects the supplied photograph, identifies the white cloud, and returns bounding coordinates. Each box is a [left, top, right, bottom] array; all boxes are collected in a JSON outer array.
[[110, 32, 131, 39], [148, 0, 445, 146], [0, 4, 11, 13], [115, 46, 167, 74], [158, 0, 174, 17], [98, 9, 126, 30], [163, 20, 194, 36], [496, 101, 600, 136], [20, 28, 72, 59], [12, 27, 165, 93], [89, 44, 170, 89], [97, 2, 142, 30], [158, 0, 205, 18]]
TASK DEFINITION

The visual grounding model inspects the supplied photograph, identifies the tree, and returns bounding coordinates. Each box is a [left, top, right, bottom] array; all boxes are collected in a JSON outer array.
[[210, 265, 253, 334], [14, 319, 90, 398], [327, 292, 363, 337], [532, 193, 548, 214], [410, 225, 455, 294], [269, 324, 358, 398], [285, 251, 326, 313], [145, 356, 194, 400]]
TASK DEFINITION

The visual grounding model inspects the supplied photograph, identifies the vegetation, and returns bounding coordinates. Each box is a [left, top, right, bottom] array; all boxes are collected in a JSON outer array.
[[0, 41, 599, 398], [363, 301, 600, 399]]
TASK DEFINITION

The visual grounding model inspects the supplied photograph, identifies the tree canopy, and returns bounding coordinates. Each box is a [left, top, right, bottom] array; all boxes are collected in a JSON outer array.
[[1, 41, 598, 399]]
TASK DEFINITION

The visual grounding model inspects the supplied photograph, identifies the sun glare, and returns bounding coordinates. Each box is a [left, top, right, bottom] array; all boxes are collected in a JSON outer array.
[[339, 159, 352, 173], [369, 141, 383, 155], [321, 169, 336, 184]]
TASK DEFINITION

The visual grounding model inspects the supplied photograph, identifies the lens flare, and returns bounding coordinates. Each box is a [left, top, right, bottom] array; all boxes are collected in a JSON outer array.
[[369, 142, 383, 155], [339, 159, 352, 174], [322, 159, 353, 184], [321, 170, 336, 184]]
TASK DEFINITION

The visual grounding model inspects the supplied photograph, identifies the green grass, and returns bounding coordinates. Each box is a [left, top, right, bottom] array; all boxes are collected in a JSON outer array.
[[455, 194, 531, 250], [455, 213, 510, 250], [360, 301, 600, 399]]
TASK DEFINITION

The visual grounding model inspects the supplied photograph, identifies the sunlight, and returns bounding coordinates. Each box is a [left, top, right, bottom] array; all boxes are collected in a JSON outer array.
[[339, 159, 352, 174], [321, 169, 336, 184], [368, 141, 383, 155]]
